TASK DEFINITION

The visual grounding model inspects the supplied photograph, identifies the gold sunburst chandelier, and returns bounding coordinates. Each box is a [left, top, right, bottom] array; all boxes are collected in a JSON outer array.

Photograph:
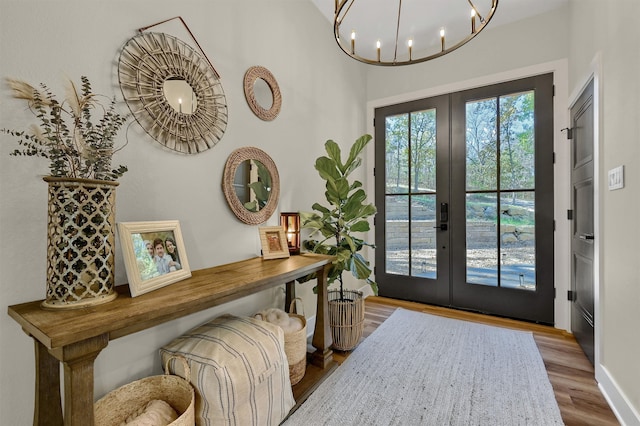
[[334, 0, 499, 66]]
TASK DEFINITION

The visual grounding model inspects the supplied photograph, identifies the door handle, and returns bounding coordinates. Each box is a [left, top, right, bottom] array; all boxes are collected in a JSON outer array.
[[433, 224, 448, 231], [579, 233, 594, 240]]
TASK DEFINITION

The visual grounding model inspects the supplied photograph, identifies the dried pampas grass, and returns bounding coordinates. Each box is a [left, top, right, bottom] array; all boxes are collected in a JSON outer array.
[[6, 78, 49, 107]]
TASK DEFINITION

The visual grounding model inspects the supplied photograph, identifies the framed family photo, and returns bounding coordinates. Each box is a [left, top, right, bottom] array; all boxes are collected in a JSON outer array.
[[258, 226, 290, 260], [118, 220, 191, 297]]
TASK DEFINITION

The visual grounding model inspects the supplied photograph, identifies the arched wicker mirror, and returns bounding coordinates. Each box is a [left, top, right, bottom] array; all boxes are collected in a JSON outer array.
[[222, 147, 280, 225], [118, 32, 228, 154], [243, 66, 281, 121]]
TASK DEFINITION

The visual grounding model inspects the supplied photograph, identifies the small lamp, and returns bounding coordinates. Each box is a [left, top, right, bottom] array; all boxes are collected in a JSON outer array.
[[280, 212, 301, 255]]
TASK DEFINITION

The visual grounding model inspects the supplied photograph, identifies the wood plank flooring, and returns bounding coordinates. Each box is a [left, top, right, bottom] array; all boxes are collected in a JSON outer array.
[[329, 296, 620, 426]]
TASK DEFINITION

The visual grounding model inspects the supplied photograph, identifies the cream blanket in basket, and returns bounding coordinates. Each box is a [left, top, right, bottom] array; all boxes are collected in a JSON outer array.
[[254, 308, 303, 333], [122, 399, 178, 426]]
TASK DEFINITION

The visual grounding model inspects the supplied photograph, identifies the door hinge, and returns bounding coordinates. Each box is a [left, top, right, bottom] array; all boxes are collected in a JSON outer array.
[[561, 127, 573, 139], [553, 84, 555, 96], [568, 290, 576, 301], [567, 209, 573, 220], [553, 220, 556, 231], [373, 118, 376, 127], [553, 152, 556, 164]]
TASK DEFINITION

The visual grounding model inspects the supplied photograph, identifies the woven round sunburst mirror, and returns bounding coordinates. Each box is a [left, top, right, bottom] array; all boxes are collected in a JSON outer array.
[[118, 32, 228, 154], [243, 66, 281, 121]]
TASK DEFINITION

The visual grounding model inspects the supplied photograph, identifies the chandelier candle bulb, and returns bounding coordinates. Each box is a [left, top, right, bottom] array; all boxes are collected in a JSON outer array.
[[408, 39, 413, 60], [471, 9, 476, 33], [376, 40, 381, 62], [351, 30, 355, 54], [440, 28, 445, 51]]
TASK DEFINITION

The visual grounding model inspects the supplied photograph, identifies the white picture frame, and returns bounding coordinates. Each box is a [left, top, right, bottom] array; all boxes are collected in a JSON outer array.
[[117, 220, 191, 297]]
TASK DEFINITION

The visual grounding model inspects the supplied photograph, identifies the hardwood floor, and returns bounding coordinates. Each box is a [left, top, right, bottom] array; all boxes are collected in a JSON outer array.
[[329, 296, 620, 426]]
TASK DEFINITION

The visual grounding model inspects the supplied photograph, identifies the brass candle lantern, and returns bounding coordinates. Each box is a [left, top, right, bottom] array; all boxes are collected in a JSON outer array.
[[280, 212, 301, 255]]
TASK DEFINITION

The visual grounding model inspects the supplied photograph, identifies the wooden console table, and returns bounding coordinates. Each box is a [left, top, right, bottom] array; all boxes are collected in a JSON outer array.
[[8, 253, 334, 426]]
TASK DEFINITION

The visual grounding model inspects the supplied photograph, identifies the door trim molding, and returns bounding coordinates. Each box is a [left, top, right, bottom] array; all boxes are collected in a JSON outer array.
[[366, 59, 570, 330]]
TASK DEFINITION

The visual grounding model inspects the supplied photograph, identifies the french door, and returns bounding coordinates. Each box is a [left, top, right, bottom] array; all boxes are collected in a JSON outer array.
[[374, 74, 555, 324]]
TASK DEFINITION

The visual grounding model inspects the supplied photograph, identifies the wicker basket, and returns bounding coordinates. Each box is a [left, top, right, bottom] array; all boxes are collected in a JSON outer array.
[[285, 298, 307, 385], [254, 299, 307, 386], [94, 355, 194, 426], [328, 289, 365, 351]]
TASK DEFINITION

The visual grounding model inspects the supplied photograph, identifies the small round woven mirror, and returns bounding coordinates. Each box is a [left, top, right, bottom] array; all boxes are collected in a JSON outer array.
[[243, 66, 281, 121]]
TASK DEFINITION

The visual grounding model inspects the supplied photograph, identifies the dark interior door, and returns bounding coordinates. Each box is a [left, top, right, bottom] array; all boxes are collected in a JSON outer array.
[[570, 79, 595, 365]]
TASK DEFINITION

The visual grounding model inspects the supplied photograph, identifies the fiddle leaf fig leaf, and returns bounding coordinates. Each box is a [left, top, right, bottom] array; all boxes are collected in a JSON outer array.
[[350, 252, 372, 280], [344, 134, 371, 174], [350, 220, 371, 232], [324, 140, 345, 173], [315, 156, 341, 182]]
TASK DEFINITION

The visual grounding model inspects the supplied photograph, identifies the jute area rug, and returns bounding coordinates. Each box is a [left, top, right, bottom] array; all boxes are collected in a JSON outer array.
[[284, 308, 564, 426]]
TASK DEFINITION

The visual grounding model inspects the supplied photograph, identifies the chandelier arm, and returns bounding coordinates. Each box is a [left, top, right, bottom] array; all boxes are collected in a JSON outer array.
[[467, 0, 485, 23], [393, 0, 403, 63], [337, 0, 355, 26]]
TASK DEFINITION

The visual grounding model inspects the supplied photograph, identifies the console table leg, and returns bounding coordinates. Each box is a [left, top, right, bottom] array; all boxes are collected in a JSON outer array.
[[52, 334, 108, 426], [285, 280, 296, 313], [33, 339, 63, 426], [310, 264, 333, 368]]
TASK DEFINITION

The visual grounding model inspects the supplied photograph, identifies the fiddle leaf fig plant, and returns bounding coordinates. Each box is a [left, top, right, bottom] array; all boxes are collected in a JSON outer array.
[[300, 134, 378, 297]]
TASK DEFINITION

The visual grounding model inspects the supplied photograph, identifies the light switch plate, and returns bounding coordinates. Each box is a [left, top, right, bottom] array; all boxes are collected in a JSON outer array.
[[608, 165, 624, 190]]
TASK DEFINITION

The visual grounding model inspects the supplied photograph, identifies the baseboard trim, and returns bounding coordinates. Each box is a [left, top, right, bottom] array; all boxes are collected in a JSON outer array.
[[596, 364, 640, 426]]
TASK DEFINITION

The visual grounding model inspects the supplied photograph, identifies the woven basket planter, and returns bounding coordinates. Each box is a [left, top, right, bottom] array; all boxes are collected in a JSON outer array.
[[42, 177, 118, 309], [285, 298, 307, 385], [328, 289, 365, 351], [95, 356, 194, 426]]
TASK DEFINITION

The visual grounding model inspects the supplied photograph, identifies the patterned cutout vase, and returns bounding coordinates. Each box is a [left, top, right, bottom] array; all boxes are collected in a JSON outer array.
[[42, 177, 119, 309]]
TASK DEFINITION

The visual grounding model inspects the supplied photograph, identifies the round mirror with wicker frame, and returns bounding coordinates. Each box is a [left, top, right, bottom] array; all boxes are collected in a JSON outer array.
[[222, 147, 280, 225], [243, 66, 281, 121]]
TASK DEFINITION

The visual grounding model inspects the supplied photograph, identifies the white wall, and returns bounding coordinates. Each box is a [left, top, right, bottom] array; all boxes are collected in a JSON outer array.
[[568, 1, 640, 424], [0, 1, 367, 423]]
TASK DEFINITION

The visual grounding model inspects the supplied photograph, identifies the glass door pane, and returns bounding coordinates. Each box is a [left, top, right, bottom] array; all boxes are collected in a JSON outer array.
[[384, 109, 438, 278], [464, 90, 536, 291]]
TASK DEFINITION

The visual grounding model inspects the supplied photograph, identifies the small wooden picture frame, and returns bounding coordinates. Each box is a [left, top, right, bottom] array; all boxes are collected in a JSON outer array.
[[118, 220, 191, 297], [259, 226, 290, 260]]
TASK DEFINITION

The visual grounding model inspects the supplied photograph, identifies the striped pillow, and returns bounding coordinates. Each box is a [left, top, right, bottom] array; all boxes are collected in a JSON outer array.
[[160, 314, 295, 426]]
